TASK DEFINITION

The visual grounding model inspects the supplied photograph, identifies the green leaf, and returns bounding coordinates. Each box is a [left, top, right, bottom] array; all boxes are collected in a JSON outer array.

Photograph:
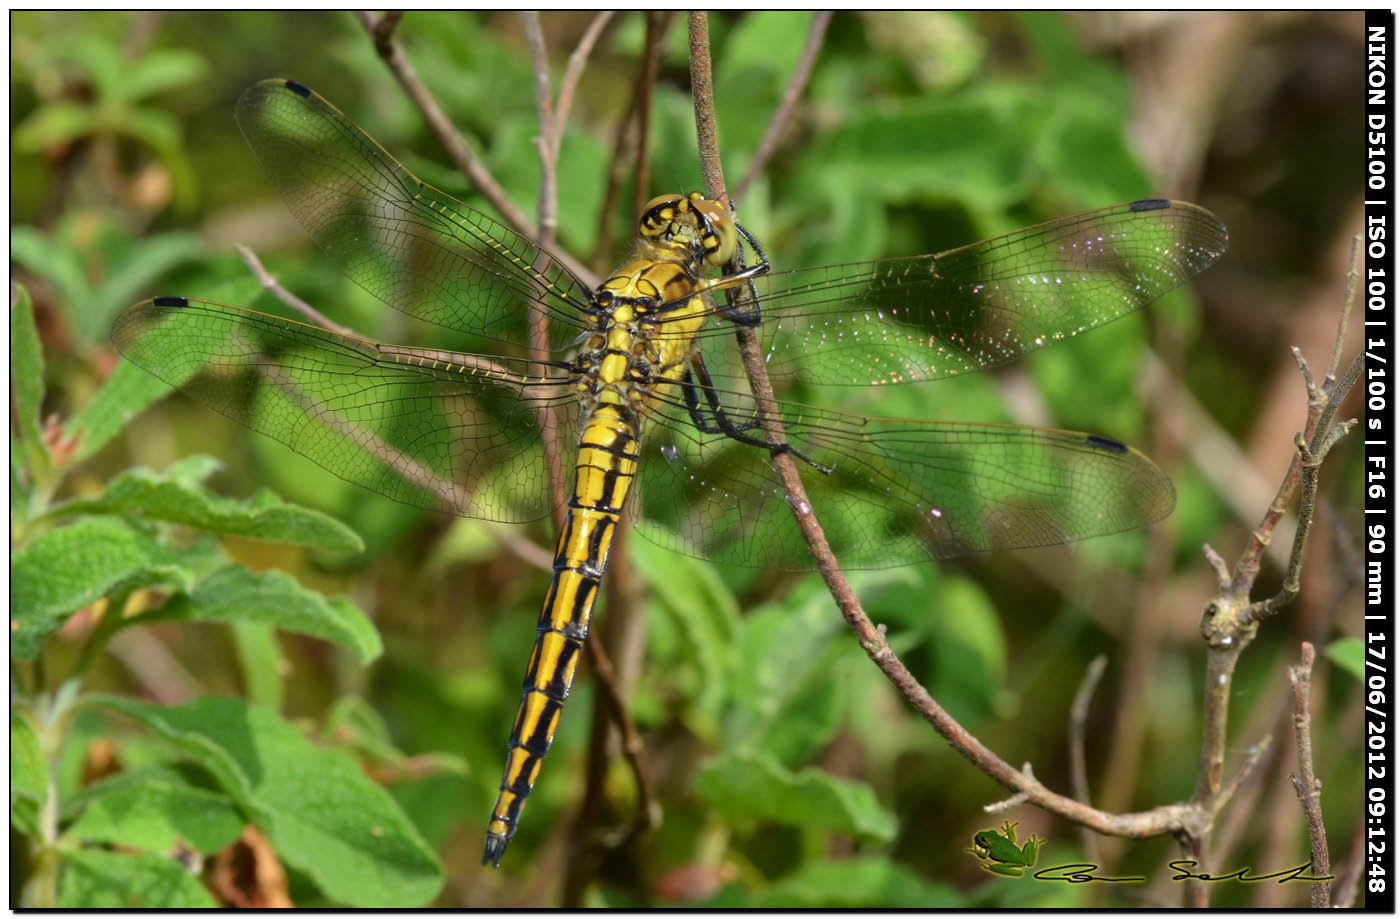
[[630, 535, 739, 718], [92, 696, 442, 907], [723, 578, 859, 765], [1324, 636, 1365, 681], [118, 106, 182, 157], [54, 462, 364, 555], [62, 767, 244, 854], [117, 49, 208, 102], [693, 750, 897, 843], [802, 89, 1044, 218], [11, 517, 194, 660], [66, 359, 195, 463], [231, 622, 285, 711], [11, 284, 47, 471], [11, 709, 47, 836], [10, 226, 91, 313], [150, 566, 380, 666], [58, 848, 216, 908], [86, 231, 204, 342], [13, 102, 99, 151], [756, 857, 962, 908], [930, 576, 1007, 723]]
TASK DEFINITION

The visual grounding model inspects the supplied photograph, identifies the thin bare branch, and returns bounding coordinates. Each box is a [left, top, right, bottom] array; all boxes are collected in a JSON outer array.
[[1326, 234, 1360, 386], [236, 244, 355, 338], [237, 242, 557, 571], [687, 8, 1204, 846], [554, 12, 615, 164], [732, 11, 831, 202], [1287, 642, 1332, 907], [1213, 734, 1272, 813], [1069, 655, 1107, 862], [631, 12, 671, 222], [1229, 237, 1363, 597], [371, 9, 403, 45], [355, 10, 596, 287], [521, 12, 558, 246], [1249, 354, 1361, 622], [687, 14, 728, 198], [1186, 226, 1362, 906]]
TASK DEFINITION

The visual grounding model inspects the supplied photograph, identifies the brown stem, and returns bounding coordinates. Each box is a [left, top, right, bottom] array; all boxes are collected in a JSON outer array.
[[516, 13, 569, 524], [236, 244, 356, 338], [1249, 353, 1361, 622], [1069, 655, 1107, 864], [1287, 642, 1332, 907], [355, 10, 596, 288], [687, 7, 1203, 847], [732, 11, 831, 203], [1324, 235, 1360, 387], [521, 12, 558, 247], [1186, 222, 1363, 907], [631, 12, 671, 224], [554, 12, 615, 165]]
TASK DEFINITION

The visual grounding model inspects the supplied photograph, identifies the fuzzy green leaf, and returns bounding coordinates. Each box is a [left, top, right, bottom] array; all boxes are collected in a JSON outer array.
[[151, 566, 380, 665], [11, 517, 194, 659], [54, 461, 363, 555], [630, 535, 739, 718], [13, 102, 99, 151], [693, 750, 897, 843], [11, 284, 46, 468], [11, 709, 47, 836], [62, 767, 244, 854], [724, 577, 864, 766], [66, 360, 187, 463], [58, 848, 216, 908], [93, 695, 441, 907], [117, 49, 208, 102]]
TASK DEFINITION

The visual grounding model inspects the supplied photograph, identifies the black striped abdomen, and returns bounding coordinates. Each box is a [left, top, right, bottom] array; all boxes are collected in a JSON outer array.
[[482, 403, 640, 866]]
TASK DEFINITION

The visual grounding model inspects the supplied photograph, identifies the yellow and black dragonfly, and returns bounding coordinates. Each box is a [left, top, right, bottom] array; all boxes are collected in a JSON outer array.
[[113, 79, 1228, 867]]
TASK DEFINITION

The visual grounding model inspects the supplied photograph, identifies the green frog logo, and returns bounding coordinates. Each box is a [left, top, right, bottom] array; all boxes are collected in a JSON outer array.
[[966, 821, 1043, 877]]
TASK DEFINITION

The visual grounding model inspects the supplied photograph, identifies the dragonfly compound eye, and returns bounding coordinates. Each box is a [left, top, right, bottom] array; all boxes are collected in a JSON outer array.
[[689, 194, 737, 268], [639, 194, 685, 241]]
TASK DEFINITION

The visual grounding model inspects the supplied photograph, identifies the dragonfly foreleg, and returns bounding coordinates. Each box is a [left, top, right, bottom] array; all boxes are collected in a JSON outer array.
[[698, 222, 770, 327], [683, 353, 836, 476]]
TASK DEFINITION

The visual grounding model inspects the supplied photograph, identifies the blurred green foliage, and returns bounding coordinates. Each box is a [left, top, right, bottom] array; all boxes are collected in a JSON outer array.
[[11, 10, 1365, 909]]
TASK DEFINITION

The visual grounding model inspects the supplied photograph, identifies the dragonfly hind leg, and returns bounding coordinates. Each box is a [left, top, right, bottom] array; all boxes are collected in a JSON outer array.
[[681, 354, 835, 476]]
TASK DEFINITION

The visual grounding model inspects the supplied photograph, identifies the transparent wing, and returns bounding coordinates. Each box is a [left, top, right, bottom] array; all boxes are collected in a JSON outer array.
[[634, 379, 1173, 569], [113, 297, 577, 524], [235, 78, 594, 353], [660, 199, 1227, 388]]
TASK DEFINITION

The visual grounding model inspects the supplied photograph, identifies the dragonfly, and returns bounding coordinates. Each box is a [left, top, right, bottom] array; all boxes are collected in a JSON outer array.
[[113, 78, 1228, 867]]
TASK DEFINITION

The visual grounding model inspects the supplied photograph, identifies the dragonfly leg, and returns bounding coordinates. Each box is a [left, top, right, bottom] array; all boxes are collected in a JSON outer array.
[[700, 222, 770, 327], [683, 353, 836, 476]]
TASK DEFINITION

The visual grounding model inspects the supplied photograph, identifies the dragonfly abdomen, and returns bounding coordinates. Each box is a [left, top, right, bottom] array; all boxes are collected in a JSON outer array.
[[483, 402, 642, 867]]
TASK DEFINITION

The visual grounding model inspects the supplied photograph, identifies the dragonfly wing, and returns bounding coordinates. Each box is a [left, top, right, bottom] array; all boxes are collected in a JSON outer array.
[[236, 79, 594, 352], [636, 381, 1172, 569], [677, 199, 1227, 388], [114, 297, 577, 524]]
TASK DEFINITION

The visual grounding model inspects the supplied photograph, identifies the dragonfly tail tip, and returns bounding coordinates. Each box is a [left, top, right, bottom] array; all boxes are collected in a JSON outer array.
[[482, 833, 509, 868]]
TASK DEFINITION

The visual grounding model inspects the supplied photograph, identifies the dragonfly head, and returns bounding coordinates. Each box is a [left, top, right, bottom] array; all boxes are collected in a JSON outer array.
[[639, 192, 736, 269]]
